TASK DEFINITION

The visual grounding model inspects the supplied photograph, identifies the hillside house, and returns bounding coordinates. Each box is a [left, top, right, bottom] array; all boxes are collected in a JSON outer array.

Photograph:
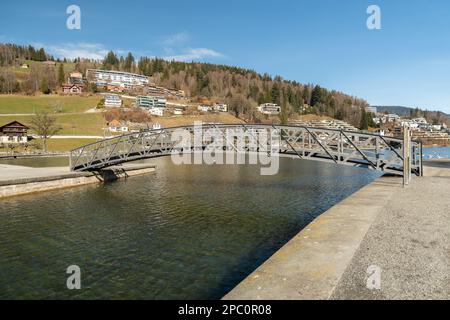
[[137, 96, 167, 109], [68, 71, 84, 85], [104, 95, 123, 108], [0, 121, 29, 144], [62, 84, 84, 94], [107, 84, 125, 93], [214, 104, 228, 112], [173, 108, 184, 115], [148, 108, 164, 117], [258, 103, 281, 115], [108, 120, 129, 133], [198, 105, 212, 112]]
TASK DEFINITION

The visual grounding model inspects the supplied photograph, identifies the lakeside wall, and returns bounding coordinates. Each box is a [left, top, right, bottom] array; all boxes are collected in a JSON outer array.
[[0, 164, 156, 198], [223, 175, 401, 300]]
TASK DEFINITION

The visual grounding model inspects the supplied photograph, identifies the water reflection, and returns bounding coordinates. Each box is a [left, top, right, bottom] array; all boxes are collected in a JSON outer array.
[[0, 157, 380, 299]]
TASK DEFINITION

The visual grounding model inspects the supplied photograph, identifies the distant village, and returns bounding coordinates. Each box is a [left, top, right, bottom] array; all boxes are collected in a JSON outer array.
[[56, 69, 288, 133], [367, 106, 450, 145]]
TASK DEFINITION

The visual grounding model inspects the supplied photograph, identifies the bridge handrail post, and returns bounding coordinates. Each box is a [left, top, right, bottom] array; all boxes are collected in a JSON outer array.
[[403, 127, 412, 186], [420, 141, 424, 177]]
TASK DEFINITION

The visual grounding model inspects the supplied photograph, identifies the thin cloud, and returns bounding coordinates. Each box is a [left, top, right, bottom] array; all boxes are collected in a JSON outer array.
[[164, 48, 224, 62], [160, 32, 190, 47], [45, 42, 110, 60]]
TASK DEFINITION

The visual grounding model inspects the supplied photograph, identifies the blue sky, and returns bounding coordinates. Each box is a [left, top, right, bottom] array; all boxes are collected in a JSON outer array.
[[2, 0, 450, 112]]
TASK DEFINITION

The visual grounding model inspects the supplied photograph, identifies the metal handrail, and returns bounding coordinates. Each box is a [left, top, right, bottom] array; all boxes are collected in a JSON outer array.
[[69, 124, 422, 177]]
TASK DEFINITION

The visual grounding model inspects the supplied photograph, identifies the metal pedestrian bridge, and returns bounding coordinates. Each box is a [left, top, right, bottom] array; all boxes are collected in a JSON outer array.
[[70, 124, 423, 178]]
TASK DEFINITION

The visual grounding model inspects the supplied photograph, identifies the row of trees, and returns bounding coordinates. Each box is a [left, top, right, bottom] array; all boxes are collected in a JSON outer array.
[[0, 63, 61, 95], [0, 44, 53, 66]]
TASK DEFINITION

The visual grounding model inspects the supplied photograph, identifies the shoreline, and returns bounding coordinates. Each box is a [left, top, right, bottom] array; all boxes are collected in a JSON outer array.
[[223, 174, 400, 300], [223, 161, 450, 300]]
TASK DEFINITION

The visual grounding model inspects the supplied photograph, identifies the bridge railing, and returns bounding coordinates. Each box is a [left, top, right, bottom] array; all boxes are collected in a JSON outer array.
[[69, 124, 422, 177]]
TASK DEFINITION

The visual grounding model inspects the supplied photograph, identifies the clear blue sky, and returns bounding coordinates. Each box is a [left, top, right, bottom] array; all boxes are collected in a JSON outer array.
[[2, 0, 450, 112]]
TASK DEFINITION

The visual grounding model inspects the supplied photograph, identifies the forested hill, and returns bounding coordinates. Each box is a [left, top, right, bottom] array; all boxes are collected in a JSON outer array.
[[374, 106, 449, 124], [1, 43, 370, 127]]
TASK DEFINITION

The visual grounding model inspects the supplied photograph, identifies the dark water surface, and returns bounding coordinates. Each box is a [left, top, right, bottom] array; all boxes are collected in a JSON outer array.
[[0, 157, 380, 299]]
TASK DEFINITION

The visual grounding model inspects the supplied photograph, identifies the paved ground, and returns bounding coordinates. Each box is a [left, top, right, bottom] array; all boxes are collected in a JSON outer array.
[[0, 163, 155, 183], [29, 135, 105, 139], [331, 162, 450, 300], [0, 164, 72, 182]]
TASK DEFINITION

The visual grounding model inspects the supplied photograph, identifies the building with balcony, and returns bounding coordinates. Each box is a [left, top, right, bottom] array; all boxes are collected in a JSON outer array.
[[198, 105, 212, 112], [104, 95, 122, 108], [87, 69, 150, 88], [68, 71, 84, 85], [0, 121, 29, 144], [258, 103, 281, 115], [136, 96, 167, 109]]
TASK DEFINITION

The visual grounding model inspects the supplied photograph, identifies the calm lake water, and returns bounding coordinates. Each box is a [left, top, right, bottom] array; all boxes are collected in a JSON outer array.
[[0, 157, 380, 299], [423, 147, 450, 159]]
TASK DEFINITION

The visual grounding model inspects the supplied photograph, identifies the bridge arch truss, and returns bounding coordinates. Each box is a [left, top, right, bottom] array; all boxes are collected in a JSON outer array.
[[69, 124, 423, 177]]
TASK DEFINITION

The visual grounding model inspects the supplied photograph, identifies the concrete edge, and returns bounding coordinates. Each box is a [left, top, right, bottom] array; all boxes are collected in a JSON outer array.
[[0, 164, 156, 199], [223, 175, 402, 300]]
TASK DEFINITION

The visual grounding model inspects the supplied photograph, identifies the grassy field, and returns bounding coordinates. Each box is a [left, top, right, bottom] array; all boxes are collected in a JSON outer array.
[[0, 113, 106, 136], [156, 113, 244, 127], [0, 138, 99, 153], [10, 60, 77, 76], [0, 95, 101, 114], [42, 138, 99, 152]]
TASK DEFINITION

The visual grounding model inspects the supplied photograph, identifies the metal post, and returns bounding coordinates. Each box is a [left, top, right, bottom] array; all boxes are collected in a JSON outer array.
[[420, 141, 424, 177], [403, 127, 412, 186]]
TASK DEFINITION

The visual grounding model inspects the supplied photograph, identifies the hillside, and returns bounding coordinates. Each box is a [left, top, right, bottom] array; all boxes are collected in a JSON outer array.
[[0, 43, 371, 129], [374, 106, 416, 117], [374, 105, 450, 125]]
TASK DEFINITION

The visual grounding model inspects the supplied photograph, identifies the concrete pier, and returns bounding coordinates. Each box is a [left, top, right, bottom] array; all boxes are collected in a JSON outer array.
[[0, 164, 156, 198], [224, 161, 450, 300]]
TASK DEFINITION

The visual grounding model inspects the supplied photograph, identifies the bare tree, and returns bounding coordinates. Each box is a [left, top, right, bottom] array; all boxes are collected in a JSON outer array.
[[30, 111, 62, 153], [0, 70, 17, 94]]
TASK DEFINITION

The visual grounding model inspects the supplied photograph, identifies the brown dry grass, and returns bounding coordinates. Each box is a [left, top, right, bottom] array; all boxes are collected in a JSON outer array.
[[155, 113, 245, 127]]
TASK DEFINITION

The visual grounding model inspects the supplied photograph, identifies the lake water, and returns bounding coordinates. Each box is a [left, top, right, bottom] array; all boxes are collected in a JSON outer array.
[[423, 147, 450, 159], [0, 157, 380, 299]]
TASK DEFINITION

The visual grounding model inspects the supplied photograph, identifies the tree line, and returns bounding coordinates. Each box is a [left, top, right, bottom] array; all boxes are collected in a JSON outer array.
[[1, 44, 382, 128]]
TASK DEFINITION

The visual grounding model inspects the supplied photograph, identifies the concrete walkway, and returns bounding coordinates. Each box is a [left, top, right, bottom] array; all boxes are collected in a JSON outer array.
[[0, 163, 156, 198], [0, 163, 156, 184], [331, 162, 450, 300], [0, 164, 72, 182], [224, 161, 450, 300]]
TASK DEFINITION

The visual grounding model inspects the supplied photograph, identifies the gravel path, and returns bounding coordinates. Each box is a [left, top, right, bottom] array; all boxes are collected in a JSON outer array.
[[331, 164, 450, 300]]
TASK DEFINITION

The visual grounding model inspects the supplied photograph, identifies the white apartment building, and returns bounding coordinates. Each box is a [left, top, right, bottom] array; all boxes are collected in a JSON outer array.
[[258, 103, 281, 115], [198, 105, 212, 112], [387, 114, 400, 122], [137, 96, 167, 109], [214, 104, 228, 112], [173, 108, 184, 115], [87, 69, 150, 87], [149, 108, 164, 117], [104, 95, 122, 108]]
